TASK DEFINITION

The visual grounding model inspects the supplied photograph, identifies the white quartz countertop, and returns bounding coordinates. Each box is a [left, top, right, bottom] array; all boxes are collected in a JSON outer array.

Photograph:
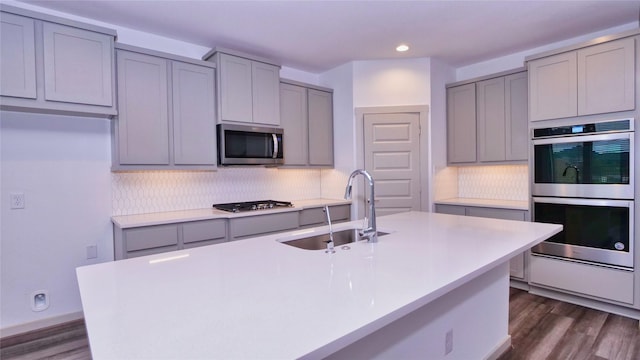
[[78, 211, 561, 359], [111, 198, 351, 228], [434, 197, 529, 211]]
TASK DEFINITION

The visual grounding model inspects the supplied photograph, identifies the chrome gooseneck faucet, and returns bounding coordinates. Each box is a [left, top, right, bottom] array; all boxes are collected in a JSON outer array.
[[344, 169, 378, 243]]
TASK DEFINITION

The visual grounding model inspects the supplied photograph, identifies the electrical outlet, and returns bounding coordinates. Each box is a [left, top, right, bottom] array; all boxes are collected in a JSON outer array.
[[445, 329, 453, 355], [31, 290, 49, 312], [10, 192, 25, 209]]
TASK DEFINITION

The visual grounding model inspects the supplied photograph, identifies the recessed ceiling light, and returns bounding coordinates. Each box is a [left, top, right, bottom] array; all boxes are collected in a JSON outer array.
[[396, 44, 410, 52]]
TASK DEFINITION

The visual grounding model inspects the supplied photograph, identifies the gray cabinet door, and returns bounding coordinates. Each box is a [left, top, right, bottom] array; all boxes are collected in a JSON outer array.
[[308, 89, 334, 166], [577, 37, 635, 116], [42, 22, 113, 107], [219, 53, 253, 123], [123, 224, 179, 259], [434, 204, 466, 216], [172, 61, 216, 165], [116, 51, 170, 165], [477, 77, 506, 162], [280, 83, 308, 165], [504, 72, 528, 161], [447, 83, 477, 163], [0, 13, 36, 99], [252, 61, 281, 125], [528, 52, 577, 121], [230, 212, 299, 240]]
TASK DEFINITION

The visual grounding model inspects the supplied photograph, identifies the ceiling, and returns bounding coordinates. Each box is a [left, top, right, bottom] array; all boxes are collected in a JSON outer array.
[[19, 0, 640, 73]]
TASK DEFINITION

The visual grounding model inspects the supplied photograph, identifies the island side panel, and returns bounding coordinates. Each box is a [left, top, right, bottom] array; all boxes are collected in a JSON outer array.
[[322, 262, 510, 360]]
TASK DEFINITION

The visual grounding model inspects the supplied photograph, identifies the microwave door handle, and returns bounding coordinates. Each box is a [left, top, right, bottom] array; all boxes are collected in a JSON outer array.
[[272, 133, 279, 158]]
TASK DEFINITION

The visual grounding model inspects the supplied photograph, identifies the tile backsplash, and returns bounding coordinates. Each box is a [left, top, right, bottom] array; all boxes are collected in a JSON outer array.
[[458, 165, 529, 201], [112, 168, 325, 215]]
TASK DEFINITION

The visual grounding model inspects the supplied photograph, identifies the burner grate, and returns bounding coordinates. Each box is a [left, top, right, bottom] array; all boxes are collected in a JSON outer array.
[[213, 200, 293, 213]]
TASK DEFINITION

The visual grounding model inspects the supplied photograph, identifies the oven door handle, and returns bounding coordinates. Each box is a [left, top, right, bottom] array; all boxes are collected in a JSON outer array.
[[532, 132, 632, 145], [533, 196, 633, 208]]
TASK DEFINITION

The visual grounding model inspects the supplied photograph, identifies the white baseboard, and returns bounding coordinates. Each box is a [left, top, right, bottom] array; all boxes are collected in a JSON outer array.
[[0, 311, 84, 338], [485, 335, 512, 360]]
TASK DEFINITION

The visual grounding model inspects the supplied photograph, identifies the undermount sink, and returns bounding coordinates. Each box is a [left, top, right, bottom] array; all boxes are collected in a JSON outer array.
[[279, 229, 390, 251]]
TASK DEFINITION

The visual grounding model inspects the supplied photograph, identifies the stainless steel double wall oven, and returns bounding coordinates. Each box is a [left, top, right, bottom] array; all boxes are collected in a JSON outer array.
[[531, 118, 635, 269]]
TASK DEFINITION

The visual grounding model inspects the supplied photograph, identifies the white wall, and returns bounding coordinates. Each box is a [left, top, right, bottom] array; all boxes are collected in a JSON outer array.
[[320, 58, 432, 218], [353, 58, 431, 107], [1, 112, 113, 331]]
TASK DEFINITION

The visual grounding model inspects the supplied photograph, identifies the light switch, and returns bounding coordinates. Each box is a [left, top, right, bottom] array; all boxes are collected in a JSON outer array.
[[87, 245, 97, 259]]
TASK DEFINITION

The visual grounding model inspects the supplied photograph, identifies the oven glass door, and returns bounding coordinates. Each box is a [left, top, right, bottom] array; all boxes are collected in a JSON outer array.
[[533, 132, 633, 198], [532, 197, 634, 268]]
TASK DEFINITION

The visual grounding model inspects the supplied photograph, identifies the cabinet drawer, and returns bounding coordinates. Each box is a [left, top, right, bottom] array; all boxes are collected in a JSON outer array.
[[125, 224, 179, 252], [299, 205, 350, 226], [530, 255, 634, 304], [434, 204, 466, 216], [466, 207, 526, 221], [183, 219, 227, 244], [230, 212, 298, 239]]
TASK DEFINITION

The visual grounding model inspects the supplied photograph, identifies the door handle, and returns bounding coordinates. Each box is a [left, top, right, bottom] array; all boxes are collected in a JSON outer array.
[[272, 134, 279, 158]]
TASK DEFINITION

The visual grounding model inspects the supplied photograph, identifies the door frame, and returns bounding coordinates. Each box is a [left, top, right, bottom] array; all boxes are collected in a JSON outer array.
[[354, 105, 430, 220]]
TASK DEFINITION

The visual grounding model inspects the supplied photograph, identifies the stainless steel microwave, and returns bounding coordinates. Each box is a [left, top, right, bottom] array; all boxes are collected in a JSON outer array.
[[217, 124, 284, 166]]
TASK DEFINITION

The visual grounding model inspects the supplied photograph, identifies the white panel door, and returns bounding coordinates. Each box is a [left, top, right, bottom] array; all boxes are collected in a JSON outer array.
[[364, 113, 421, 217]]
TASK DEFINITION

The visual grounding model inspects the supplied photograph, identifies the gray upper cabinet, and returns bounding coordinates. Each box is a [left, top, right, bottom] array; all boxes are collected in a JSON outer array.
[[0, 5, 116, 117], [218, 54, 253, 123], [251, 61, 281, 126], [528, 36, 635, 121], [447, 83, 477, 164], [308, 88, 334, 166], [477, 77, 505, 162], [1, 12, 36, 99], [205, 49, 281, 126], [115, 50, 170, 165], [477, 71, 528, 162], [172, 61, 216, 165], [113, 45, 216, 170], [447, 69, 528, 165], [577, 37, 635, 116], [42, 22, 113, 107], [504, 72, 528, 161], [528, 52, 577, 121], [280, 83, 308, 166], [280, 80, 334, 167]]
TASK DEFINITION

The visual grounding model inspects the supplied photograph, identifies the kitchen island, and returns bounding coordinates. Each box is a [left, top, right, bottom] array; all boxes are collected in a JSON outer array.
[[77, 211, 561, 359]]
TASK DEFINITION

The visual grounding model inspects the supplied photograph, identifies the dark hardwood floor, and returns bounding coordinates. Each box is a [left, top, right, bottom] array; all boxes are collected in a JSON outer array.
[[499, 288, 640, 360], [1, 289, 638, 359]]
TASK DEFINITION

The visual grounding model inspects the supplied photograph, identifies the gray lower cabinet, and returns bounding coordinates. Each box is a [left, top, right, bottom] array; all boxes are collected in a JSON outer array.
[[447, 69, 528, 165], [435, 204, 528, 279], [229, 212, 299, 241], [114, 219, 227, 260], [112, 44, 216, 170], [114, 204, 351, 259], [0, 5, 116, 116], [205, 50, 281, 126], [528, 36, 635, 121], [280, 80, 334, 167], [299, 204, 351, 228]]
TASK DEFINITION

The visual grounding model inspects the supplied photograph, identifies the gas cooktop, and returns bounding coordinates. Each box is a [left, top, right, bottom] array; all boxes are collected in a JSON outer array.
[[212, 200, 293, 213]]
